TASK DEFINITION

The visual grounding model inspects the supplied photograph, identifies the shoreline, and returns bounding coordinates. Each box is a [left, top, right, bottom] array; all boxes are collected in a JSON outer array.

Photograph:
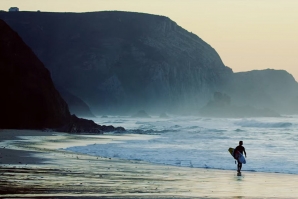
[[1, 129, 298, 198]]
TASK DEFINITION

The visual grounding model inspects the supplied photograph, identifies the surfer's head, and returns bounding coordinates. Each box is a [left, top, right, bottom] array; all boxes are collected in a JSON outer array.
[[239, 141, 243, 145]]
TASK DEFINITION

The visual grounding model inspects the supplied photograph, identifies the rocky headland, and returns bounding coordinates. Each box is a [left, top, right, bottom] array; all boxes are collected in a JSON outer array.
[[1, 11, 298, 116], [223, 69, 298, 114], [0, 11, 232, 115], [0, 19, 124, 133]]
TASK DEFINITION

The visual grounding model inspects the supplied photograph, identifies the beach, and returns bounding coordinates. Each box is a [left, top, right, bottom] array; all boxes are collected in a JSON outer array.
[[1, 129, 298, 198]]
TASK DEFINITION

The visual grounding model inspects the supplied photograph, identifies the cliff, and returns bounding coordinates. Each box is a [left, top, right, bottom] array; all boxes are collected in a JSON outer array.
[[0, 11, 232, 114], [223, 69, 298, 113], [55, 85, 96, 118], [1, 11, 297, 116], [0, 19, 70, 129], [0, 19, 123, 132]]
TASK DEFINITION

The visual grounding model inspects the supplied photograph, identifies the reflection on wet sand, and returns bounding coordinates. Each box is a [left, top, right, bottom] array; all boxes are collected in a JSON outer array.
[[1, 130, 298, 198]]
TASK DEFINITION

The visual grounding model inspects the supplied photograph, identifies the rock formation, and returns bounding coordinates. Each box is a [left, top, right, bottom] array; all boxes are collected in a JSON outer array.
[[200, 92, 280, 117], [159, 112, 169, 118], [223, 69, 298, 114], [1, 12, 298, 115], [0, 11, 232, 114], [0, 19, 124, 132], [58, 115, 125, 133], [131, 110, 151, 118], [55, 85, 96, 118], [0, 19, 70, 129]]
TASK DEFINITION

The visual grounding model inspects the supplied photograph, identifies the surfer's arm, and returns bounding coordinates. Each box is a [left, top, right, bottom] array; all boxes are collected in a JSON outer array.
[[244, 149, 247, 157]]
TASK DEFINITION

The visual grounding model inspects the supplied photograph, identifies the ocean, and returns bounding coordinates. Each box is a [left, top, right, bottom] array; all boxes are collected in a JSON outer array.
[[65, 115, 298, 174]]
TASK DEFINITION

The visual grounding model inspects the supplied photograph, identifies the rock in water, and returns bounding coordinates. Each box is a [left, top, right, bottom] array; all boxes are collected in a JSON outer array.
[[132, 110, 151, 118]]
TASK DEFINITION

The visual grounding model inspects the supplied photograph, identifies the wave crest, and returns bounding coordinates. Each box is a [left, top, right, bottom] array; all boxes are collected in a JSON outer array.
[[235, 119, 292, 128]]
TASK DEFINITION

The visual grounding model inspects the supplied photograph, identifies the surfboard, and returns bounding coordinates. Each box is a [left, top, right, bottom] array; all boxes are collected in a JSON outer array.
[[228, 147, 246, 164]]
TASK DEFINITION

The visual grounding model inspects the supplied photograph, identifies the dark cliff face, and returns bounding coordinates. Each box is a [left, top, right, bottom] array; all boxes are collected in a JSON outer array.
[[0, 11, 233, 114], [0, 19, 124, 132], [0, 19, 70, 129]]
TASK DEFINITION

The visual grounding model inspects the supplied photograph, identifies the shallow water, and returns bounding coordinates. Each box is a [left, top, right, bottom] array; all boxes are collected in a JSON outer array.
[[65, 115, 298, 174]]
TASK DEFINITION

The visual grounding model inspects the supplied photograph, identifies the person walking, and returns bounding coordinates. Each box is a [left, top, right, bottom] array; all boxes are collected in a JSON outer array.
[[234, 141, 247, 173]]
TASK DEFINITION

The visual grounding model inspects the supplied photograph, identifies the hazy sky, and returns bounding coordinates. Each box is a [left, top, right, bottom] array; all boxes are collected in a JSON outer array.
[[2, 0, 298, 80]]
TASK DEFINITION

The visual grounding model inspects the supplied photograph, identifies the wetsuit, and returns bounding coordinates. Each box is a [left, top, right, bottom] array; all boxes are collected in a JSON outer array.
[[234, 145, 246, 172]]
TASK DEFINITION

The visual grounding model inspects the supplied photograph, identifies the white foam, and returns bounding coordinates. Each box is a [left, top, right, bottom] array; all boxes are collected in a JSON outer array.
[[65, 116, 298, 174]]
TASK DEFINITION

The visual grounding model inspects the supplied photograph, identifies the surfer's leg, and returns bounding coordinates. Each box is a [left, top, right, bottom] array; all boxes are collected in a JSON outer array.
[[237, 161, 241, 172]]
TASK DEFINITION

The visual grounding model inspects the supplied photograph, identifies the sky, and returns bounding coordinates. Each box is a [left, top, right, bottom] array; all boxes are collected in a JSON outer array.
[[1, 0, 298, 80]]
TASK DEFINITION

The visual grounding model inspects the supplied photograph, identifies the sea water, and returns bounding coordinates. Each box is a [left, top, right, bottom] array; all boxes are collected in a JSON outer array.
[[65, 115, 298, 174]]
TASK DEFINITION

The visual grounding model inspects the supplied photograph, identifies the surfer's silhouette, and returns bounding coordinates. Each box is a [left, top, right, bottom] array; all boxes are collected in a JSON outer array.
[[234, 141, 247, 173]]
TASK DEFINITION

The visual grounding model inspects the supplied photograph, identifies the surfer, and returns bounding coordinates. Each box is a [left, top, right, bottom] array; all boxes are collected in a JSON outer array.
[[234, 141, 247, 173]]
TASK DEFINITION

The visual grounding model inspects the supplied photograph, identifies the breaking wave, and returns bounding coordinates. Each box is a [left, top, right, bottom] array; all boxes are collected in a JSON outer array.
[[234, 119, 292, 128]]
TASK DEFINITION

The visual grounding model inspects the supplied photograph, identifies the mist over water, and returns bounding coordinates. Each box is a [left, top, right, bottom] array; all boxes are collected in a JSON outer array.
[[66, 115, 298, 174]]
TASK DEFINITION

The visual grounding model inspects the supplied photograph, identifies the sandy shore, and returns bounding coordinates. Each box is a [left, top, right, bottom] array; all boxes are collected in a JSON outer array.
[[1, 129, 298, 198]]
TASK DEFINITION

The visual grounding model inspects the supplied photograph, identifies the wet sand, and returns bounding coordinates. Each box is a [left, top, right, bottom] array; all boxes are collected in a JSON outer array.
[[1, 129, 298, 198]]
